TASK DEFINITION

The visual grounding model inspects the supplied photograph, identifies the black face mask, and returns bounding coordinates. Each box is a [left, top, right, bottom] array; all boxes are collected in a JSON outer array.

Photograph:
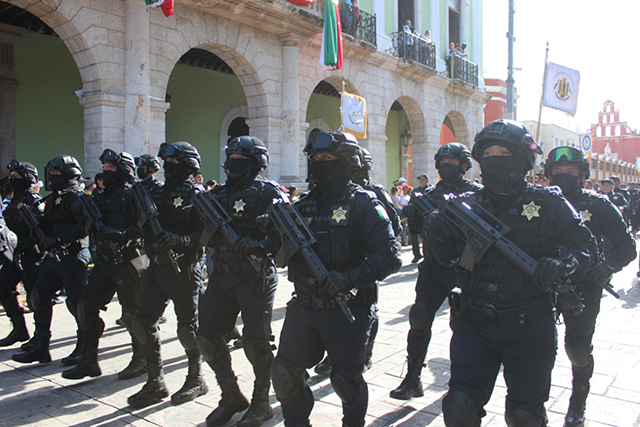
[[480, 156, 522, 194], [163, 162, 182, 180], [551, 173, 581, 196], [47, 174, 66, 191], [102, 170, 126, 189], [225, 158, 250, 179], [309, 160, 338, 186], [9, 177, 31, 193], [137, 166, 149, 180], [438, 163, 463, 183]]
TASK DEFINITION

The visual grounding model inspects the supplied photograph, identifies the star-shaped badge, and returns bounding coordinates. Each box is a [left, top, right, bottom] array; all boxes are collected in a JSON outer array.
[[233, 199, 246, 213], [55, 197, 62, 205], [521, 201, 541, 221], [579, 209, 592, 222], [173, 197, 184, 208], [332, 206, 348, 224]]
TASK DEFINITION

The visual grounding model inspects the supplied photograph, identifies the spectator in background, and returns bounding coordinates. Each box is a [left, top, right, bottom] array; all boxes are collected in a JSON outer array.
[[584, 179, 593, 190], [410, 174, 430, 263], [31, 180, 43, 194], [400, 185, 411, 246], [193, 172, 205, 191], [340, 0, 353, 33], [205, 179, 216, 192], [92, 173, 104, 196], [424, 29, 433, 44], [390, 186, 404, 245], [288, 186, 300, 203]]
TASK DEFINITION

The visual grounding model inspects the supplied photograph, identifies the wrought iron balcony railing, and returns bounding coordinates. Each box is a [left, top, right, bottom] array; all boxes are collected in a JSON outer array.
[[446, 55, 478, 87], [391, 30, 436, 69], [340, 3, 376, 46]]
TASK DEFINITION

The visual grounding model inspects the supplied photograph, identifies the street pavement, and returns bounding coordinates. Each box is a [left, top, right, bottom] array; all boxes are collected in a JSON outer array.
[[1, 246, 640, 427]]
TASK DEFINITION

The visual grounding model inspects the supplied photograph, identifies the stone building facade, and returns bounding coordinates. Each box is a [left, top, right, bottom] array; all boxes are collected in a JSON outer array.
[[0, 0, 487, 188]]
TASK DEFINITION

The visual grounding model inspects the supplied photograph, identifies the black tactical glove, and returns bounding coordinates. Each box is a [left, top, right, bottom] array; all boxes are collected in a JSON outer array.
[[234, 237, 266, 258], [157, 231, 182, 248], [255, 214, 271, 232], [98, 226, 120, 241], [534, 255, 579, 292], [44, 237, 61, 251], [402, 204, 416, 218], [16, 237, 34, 253], [423, 211, 455, 243], [585, 263, 615, 286], [321, 270, 351, 296]]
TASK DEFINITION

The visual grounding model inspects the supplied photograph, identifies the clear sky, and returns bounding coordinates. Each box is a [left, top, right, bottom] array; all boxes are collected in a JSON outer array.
[[482, 0, 640, 135]]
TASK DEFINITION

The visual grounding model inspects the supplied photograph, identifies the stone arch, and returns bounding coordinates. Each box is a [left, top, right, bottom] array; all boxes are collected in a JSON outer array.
[[305, 118, 330, 141], [441, 110, 471, 146], [218, 105, 249, 178]]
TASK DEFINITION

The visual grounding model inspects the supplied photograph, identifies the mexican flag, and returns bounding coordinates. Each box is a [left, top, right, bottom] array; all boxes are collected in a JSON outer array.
[[320, 0, 343, 70], [145, 0, 174, 17]]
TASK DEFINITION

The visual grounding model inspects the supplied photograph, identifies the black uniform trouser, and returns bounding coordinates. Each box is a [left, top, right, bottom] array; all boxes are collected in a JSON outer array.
[[79, 261, 140, 350], [0, 259, 40, 319], [448, 310, 556, 424], [407, 257, 455, 365], [275, 299, 376, 427], [135, 259, 202, 370], [562, 284, 602, 394], [198, 264, 277, 386], [31, 251, 89, 336]]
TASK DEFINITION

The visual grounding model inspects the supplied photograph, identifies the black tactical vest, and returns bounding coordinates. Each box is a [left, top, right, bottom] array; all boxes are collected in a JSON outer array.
[[4, 189, 41, 241], [42, 186, 88, 249], [94, 185, 142, 258]]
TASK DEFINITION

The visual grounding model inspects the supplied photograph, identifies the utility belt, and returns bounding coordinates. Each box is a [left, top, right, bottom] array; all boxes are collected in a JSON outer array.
[[449, 292, 554, 327], [99, 247, 144, 265], [214, 258, 253, 277], [295, 286, 377, 311]]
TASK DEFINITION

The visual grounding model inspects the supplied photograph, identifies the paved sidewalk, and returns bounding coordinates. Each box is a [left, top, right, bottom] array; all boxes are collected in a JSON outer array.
[[1, 247, 640, 426]]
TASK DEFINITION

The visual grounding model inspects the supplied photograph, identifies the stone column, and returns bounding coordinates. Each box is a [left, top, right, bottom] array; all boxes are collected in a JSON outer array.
[[279, 36, 301, 185], [246, 116, 282, 181], [0, 24, 22, 175], [365, 133, 388, 186], [124, 0, 151, 155]]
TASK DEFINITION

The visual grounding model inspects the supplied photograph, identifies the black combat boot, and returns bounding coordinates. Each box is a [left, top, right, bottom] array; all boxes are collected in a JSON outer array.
[[62, 347, 102, 379], [20, 334, 37, 351], [565, 381, 589, 427], [389, 359, 424, 400], [11, 331, 52, 364], [61, 332, 85, 366], [237, 384, 273, 427], [314, 355, 331, 375], [127, 365, 169, 408], [0, 314, 30, 347], [206, 376, 249, 426], [118, 343, 148, 380], [171, 353, 209, 404]]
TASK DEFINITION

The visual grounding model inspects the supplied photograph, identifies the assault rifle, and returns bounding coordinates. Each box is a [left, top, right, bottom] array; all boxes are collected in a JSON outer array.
[[267, 200, 356, 323], [18, 203, 60, 262], [131, 184, 181, 273], [74, 195, 123, 264], [192, 191, 263, 274], [409, 191, 439, 217], [440, 194, 585, 315]]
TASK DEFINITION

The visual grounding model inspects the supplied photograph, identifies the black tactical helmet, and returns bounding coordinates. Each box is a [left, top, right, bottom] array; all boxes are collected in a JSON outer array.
[[134, 154, 161, 171], [544, 146, 590, 179], [7, 160, 38, 184], [434, 143, 473, 169], [158, 142, 201, 171], [472, 119, 542, 172], [45, 155, 82, 179], [304, 130, 362, 168], [224, 136, 269, 170], [99, 149, 136, 178], [360, 146, 373, 172]]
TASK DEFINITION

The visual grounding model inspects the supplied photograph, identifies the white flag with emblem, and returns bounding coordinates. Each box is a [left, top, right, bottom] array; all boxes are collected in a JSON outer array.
[[541, 62, 580, 115], [341, 91, 367, 138]]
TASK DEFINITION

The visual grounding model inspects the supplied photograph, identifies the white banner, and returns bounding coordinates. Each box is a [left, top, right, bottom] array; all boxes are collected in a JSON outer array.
[[541, 62, 580, 115], [341, 91, 367, 138], [580, 132, 592, 155]]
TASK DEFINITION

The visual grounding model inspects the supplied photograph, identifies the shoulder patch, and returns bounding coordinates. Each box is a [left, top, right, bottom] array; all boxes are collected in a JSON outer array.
[[355, 187, 376, 199], [374, 204, 389, 221]]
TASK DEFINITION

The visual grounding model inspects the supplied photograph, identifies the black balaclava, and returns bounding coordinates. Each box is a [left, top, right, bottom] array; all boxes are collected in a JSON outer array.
[[47, 173, 67, 191], [551, 173, 581, 196], [137, 166, 150, 180], [9, 177, 31, 193], [438, 163, 463, 184], [480, 154, 524, 195], [102, 169, 127, 190]]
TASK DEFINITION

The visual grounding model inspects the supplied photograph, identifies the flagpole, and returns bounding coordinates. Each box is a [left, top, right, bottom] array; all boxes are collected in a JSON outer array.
[[533, 41, 549, 184]]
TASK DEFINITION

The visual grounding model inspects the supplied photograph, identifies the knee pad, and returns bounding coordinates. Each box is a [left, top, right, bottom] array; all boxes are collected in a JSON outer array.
[[65, 298, 79, 319], [409, 302, 430, 330], [505, 407, 544, 427], [243, 337, 273, 372], [442, 389, 481, 427], [120, 311, 137, 333], [131, 316, 153, 346], [195, 332, 227, 362], [77, 300, 100, 331], [28, 288, 44, 312], [271, 357, 305, 403], [565, 344, 591, 368], [329, 371, 365, 405], [177, 326, 196, 351]]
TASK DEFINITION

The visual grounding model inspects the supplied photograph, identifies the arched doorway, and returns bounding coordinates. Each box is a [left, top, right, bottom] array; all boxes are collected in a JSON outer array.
[[385, 101, 412, 190]]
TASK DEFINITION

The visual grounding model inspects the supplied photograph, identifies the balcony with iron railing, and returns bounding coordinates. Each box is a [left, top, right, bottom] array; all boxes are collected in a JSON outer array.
[[339, 3, 376, 46], [446, 55, 478, 87], [390, 30, 436, 70]]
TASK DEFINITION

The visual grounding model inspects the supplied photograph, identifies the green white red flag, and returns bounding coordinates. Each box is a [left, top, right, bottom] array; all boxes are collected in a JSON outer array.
[[320, 0, 343, 70], [145, 0, 174, 17]]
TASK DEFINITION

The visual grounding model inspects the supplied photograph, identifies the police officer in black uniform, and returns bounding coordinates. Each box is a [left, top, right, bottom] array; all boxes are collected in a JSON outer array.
[[544, 147, 636, 427], [62, 149, 150, 380], [390, 142, 482, 400], [195, 136, 285, 427], [271, 131, 401, 427], [12, 156, 89, 365], [128, 142, 208, 408], [0, 160, 42, 347], [427, 120, 595, 427], [135, 154, 162, 192]]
